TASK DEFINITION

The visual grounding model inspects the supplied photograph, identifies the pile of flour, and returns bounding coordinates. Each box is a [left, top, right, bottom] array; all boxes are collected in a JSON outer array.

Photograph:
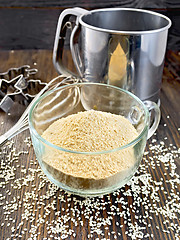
[[42, 110, 139, 189]]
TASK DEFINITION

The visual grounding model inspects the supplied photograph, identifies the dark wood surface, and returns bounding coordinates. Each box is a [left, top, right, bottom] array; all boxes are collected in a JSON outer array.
[[0, 0, 179, 8], [0, 6, 179, 51], [0, 49, 180, 240]]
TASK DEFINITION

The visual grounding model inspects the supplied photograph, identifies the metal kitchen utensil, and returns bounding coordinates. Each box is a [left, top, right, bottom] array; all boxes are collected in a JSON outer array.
[[53, 7, 171, 103], [0, 75, 78, 147], [0, 65, 46, 112]]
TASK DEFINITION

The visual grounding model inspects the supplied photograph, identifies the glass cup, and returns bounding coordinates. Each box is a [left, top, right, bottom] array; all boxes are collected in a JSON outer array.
[[28, 83, 160, 197]]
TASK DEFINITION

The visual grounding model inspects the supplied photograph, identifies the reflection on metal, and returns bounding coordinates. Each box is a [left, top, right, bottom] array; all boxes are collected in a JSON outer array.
[[108, 37, 128, 88]]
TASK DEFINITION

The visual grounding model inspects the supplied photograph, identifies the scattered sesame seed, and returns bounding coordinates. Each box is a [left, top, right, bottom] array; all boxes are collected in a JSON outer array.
[[0, 135, 179, 239]]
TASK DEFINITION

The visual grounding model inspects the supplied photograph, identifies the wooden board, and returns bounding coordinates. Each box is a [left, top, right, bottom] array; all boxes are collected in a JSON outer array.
[[0, 0, 179, 8], [0, 7, 179, 50], [0, 49, 179, 239]]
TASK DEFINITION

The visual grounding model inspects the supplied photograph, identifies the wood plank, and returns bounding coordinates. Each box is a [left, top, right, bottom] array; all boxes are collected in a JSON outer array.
[[0, 49, 179, 240], [0, 0, 179, 9], [0, 8, 61, 50], [0, 0, 178, 9], [0, 8, 179, 50]]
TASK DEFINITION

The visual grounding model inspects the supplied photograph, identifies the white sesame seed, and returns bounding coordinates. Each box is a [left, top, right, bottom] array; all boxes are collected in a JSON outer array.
[[0, 134, 179, 240]]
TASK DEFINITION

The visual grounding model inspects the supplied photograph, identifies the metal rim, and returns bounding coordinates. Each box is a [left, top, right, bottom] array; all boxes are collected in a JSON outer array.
[[79, 8, 172, 35]]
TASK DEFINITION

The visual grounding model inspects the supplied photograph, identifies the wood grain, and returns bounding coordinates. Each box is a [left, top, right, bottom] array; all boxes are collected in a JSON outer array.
[[0, 8, 61, 50], [0, 0, 179, 8], [0, 7, 179, 50], [0, 49, 179, 240]]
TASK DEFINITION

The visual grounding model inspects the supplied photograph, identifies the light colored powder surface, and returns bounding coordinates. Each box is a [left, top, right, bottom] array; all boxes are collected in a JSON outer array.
[[42, 110, 138, 182]]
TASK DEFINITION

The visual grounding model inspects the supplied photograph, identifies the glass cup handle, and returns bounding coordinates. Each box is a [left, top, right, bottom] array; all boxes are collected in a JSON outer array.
[[143, 100, 161, 139]]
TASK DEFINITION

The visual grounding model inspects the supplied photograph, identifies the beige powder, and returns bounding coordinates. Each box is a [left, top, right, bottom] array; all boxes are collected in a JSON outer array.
[[41, 110, 139, 190]]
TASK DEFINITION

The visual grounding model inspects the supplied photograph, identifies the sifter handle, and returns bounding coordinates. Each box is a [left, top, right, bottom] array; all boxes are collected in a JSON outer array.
[[53, 7, 89, 77]]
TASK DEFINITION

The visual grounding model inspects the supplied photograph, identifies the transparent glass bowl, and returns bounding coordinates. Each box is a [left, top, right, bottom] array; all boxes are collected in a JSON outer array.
[[28, 83, 160, 197]]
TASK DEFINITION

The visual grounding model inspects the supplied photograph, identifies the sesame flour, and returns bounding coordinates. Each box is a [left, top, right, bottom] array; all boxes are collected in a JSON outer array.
[[41, 110, 138, 189]]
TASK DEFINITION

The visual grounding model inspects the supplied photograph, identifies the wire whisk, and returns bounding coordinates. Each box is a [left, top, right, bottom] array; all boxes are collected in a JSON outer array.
[[0, 75, 77, 147]]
